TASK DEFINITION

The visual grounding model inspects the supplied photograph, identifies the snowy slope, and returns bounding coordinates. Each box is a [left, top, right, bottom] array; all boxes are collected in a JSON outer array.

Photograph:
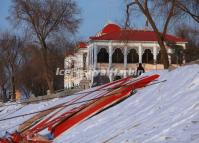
[[54, 65, 199, 143], [0, 65, 199, 143], [0, 76, 133, 137]]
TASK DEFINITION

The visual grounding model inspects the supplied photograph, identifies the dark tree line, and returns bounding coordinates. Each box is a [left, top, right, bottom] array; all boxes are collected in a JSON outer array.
[[175, 24, 199, 62], [0, 0, 80, 101], [10, 0, 80, 94], [0, 34, 72, 101], [0, 33, 25, 100]]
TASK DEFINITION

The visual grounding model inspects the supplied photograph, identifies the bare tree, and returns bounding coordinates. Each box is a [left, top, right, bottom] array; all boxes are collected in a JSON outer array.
[[0, 60, 7, 102], [176, 0, 199, 24], [20, 45, 48, 97], [126, 0, 181, 69], [18, 41, 67, 97], [0, 32, 24, 100], [175, 24, 199, 62], [10, 0, 80, 93], [175, 24, 199, 47]]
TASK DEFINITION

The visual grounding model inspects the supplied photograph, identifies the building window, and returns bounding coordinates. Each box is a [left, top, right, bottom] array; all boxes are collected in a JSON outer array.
[[112, 48, 124, 63], [97, 48, 109, 63], [127, 49, 139, 63], [157, 52, 162, 64], [142, 49, 153, 64], [83, 53, 87, 70]]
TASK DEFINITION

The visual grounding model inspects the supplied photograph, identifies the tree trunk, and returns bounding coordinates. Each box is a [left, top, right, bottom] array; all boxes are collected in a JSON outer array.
[[40, 39, 55, 94], [146, 17, 170, 69], [11, 75, 16, 100], [157, 40, 170, 69], [135, 0, 170, 69], [46, 79, 54, 94], [1, 85, 7, 102], [145, 17, 170, 69]]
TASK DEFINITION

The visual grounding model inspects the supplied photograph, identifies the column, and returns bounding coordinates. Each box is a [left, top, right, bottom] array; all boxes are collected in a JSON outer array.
[[91, 44, 94, 68], [87, 45, 90, 66], [168, 54, 172, 64], [109, 70, 113, 82], [183, 55, 186, 64], [108, 43, 112, 70], [124, 46, 127, 69], [94, 44, 97, 70], [167, 48, 172, 65], [91, 70, 94, 85], [138, 44, 142, 63], [182, 44, 186, 64], [90, 45, 93, 68], [153, 46, 157, 64], [153, 46, 157, 70]]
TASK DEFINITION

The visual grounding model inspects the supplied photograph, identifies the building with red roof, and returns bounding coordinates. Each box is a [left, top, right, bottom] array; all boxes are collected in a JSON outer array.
[[64, 23, 187, 89], [90, 23, 186, 43]]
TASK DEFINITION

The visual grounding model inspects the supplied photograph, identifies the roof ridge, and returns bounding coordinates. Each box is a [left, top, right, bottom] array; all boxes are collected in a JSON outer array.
[[90, 28, 187, 42]]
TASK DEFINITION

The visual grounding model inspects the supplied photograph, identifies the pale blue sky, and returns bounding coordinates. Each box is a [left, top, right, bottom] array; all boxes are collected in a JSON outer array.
[[0, 0, 145, 39], [77, 0, 126, 39], [0, 0, 11, 30]]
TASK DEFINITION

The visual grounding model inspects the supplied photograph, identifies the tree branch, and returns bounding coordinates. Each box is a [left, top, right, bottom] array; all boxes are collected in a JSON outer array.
[[163, 0, 176, 39], [125, 1, 137, 28], [176, 2, 199, 23]]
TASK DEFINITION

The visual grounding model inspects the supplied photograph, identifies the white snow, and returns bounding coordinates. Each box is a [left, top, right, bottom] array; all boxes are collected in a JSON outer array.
[[0, 64, 199, 143]]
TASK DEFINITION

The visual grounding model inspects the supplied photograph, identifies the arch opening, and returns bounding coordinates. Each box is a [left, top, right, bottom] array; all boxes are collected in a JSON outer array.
[[157, 52, 163, 64], [112, 48, 124, 63], [127, 49, 139, 63], [142, 49, 154, 64], [97, 48, 109, 63]]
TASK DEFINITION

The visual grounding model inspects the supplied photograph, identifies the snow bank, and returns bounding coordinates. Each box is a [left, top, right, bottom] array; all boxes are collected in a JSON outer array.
[[54, 65, 199, 143], [0, 64, 199, 143]]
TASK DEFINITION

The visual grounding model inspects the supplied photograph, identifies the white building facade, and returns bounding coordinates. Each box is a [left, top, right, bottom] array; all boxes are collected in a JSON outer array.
[[64, 23, 187, 89]]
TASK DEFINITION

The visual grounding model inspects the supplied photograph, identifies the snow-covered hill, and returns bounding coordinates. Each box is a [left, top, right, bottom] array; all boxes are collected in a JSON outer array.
[[1, 65, 199, 143]]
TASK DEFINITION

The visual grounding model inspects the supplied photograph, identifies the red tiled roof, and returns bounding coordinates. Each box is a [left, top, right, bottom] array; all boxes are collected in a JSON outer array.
[[90, 24, 187, 43], [101, 23, 121, 34], [78, 42, 87, 49]]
